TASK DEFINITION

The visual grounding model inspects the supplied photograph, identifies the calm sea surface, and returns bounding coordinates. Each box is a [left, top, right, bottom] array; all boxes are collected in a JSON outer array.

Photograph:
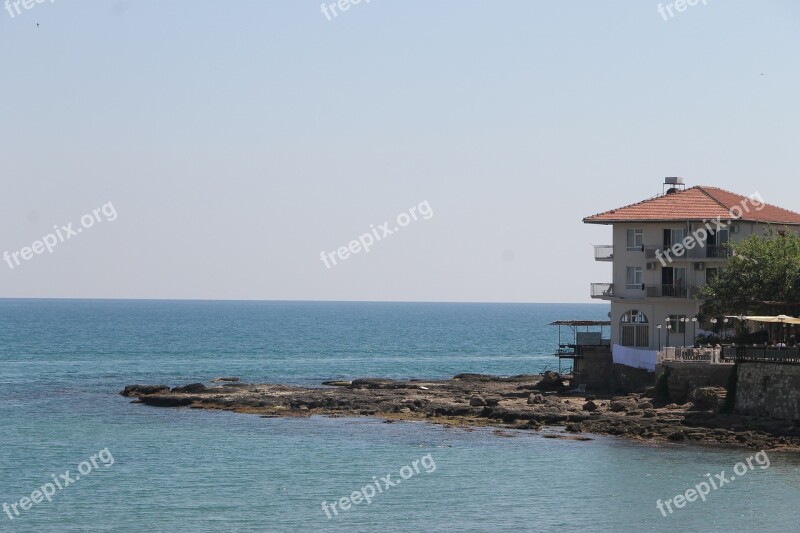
[[0, 300, 797, 532]]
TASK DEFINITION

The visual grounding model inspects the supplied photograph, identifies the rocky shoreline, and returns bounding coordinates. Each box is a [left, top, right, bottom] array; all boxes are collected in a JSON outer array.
[[121, 373, 800, 452]]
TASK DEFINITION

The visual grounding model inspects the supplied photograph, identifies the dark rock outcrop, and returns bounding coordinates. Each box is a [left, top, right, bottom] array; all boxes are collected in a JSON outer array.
[[121, 385, 169, 397]]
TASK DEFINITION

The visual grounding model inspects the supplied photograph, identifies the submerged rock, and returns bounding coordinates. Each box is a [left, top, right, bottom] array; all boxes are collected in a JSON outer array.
[[120, 384, 169, 397], [171, 383, 207, 393]]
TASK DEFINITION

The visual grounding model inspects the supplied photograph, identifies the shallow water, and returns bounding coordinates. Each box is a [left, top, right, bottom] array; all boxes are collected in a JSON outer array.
[[0, 300, 797, 532]]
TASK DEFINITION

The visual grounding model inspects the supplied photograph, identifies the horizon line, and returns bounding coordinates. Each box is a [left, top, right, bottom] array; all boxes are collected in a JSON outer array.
[[0, 297, 610, 305]]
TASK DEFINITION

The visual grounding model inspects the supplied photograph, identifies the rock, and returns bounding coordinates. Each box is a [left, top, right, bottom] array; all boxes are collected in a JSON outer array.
[[586, 395, 596, 401], [470, 396, 487, 407], [486, 398, 501, 407], [667, 431, 687, 442], [453, 373, 496, 382], [120, 385, 169, 397], [565, 424, 582, 433], [541, 371, 560, 384], [528, 393, 546, 405], [171, 383, 207, 394], [609, 401, 630, 412], [219, 383, 252, 390], [637, 402, 654, 410], [626, 410, 644, 417], [643, 409, 657, 418], [582, 401, 598, 412], [534, 371, 566, 392], [137, 395, 193, 407], [350, 378, 400, 389], [691, 387, 727, 410], [322, 380, 352, 387], [210, 377, 240, 383]]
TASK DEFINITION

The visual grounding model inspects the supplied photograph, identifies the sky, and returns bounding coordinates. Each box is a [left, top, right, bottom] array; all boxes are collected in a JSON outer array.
[[1, 0, 799, 303]]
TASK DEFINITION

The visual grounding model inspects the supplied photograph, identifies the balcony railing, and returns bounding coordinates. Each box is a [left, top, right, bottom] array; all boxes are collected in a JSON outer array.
[[644, 284, 699, 298], [644, 245, 671, 260], [721, 345, 800, 363], [659, 346, 722, 363], [705, 245, 732, 259], [644, 244, 731, 261], [594, 245, 614, 261], [590, 283, 613, 299]]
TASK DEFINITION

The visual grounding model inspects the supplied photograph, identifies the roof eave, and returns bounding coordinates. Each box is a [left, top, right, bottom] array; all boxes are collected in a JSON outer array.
[[583, 218, 800, 226]]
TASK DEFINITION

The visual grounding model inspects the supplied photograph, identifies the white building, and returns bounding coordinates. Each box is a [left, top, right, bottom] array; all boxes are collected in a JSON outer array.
[[584, 178, 800, 356]]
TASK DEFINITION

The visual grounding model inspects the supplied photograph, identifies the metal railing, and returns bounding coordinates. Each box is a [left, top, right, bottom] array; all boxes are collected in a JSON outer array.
[[644, 243, 731, 261], [645, 284, 699, 298], [644, 245, 672, 260], [590, 283, 613, 299], [705, 245, 732, 259], [659, 346, 722, 363], [721, 345, 800, 363]]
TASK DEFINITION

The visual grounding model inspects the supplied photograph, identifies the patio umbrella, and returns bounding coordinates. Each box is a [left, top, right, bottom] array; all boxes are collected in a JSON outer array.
[[737, 315, 800, 325]]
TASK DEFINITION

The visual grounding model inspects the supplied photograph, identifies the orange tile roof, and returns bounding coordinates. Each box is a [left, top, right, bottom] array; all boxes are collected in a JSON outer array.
[[584, 186, 800, 225]]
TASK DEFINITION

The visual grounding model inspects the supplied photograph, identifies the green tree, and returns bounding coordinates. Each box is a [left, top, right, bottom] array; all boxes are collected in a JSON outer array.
[[699, 229, 800, 316]]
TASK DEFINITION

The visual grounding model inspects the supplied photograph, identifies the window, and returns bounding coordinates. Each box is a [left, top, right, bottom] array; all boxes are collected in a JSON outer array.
[[674, 267, 687, 286], [621, 310, 650, 347], [706, 267, 718, 284], [667, 314, 686, 333], [626, 229, 644, 251], [661, 266, 688, 297], [706, 228, 730, 258], [626, 266, 643, 289], [663, 228, 687, 257]]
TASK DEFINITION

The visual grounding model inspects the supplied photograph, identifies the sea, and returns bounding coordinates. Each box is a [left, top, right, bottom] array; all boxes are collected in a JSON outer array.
[[0, 300, 797, 532]]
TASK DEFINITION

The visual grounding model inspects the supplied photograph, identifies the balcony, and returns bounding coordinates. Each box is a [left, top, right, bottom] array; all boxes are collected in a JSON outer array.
[[644, 244, 731, 261], [594, 245, 614, 261], [590, 283, 614, 299], [705, 245, 732, 259], [644, 284, 700, 299], [644, 245, 672, 260]]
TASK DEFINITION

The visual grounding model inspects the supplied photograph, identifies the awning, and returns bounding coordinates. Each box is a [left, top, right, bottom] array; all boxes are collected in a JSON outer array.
[[734, 315, 800, 325]]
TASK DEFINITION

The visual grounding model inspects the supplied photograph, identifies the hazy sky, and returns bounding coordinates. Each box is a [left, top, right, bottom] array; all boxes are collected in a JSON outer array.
[[1, 1, 799, 302]]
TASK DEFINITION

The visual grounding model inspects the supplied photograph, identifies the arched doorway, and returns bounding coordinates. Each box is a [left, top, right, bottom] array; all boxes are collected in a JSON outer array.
[[620, 310, 649, 348]]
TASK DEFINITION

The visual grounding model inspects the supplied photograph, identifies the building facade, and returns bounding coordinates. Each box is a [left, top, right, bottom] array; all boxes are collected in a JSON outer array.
[[584, 178, 800, 352]]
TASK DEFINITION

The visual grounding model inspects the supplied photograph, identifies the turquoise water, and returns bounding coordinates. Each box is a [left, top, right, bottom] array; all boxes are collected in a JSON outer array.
[[0, 300, 797, 532]]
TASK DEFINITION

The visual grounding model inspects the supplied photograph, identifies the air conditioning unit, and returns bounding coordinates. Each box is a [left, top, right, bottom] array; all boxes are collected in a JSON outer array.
[[646, 262, 656, 270], [694, 262, 705, 271]]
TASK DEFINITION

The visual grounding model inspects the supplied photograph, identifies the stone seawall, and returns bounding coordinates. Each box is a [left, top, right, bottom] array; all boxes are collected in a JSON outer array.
[[575, 348, 614, 391], [655, 362, 735, 404], [736, 362, 800, 421], [574, 348, 654, 393]]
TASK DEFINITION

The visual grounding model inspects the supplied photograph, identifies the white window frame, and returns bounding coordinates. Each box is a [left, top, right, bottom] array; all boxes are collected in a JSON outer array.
[[668, 314, 687, 334], [627, 229, 644, 251], [626, 266, 643, 290]]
